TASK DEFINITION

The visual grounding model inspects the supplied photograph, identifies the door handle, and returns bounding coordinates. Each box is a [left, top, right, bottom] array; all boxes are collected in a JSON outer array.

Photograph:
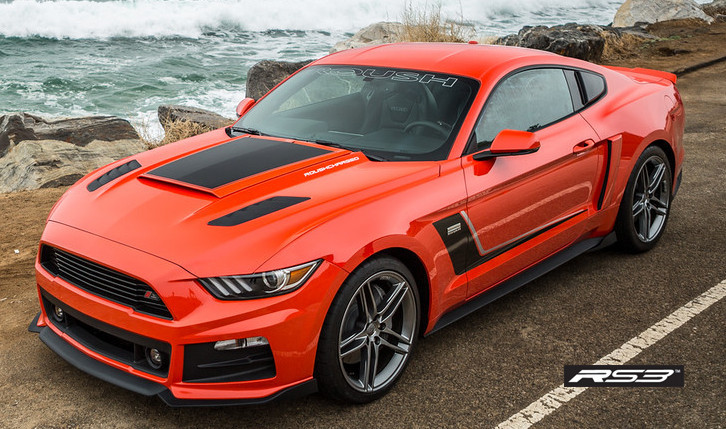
[[573, 139, 596, 154]]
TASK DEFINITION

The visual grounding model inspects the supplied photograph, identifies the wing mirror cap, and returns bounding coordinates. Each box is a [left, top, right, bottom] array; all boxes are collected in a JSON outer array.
[[473, 129, 541, 161], [235, 97, 256, 117]]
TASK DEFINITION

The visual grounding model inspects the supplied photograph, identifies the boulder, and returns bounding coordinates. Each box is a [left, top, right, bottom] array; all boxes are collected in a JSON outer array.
[[0, 113, 138, 157], [600, 26, 657, 59], [613, 0, 713, 27], [0, 139, 146, 193], [494, 23, 654, 62], [330, 22, 403, 53], [496, 24, 607, 62], [157, 105, 233, 131], [245, 60, 313, 100], [701, 0, 726, 17]]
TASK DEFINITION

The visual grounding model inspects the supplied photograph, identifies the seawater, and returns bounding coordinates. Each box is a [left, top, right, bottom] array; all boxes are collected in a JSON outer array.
[[0, 0, 692, 136]]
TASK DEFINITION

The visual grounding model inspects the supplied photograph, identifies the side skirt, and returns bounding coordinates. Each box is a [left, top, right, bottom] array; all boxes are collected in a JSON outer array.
[[426, 234, 611, 335]]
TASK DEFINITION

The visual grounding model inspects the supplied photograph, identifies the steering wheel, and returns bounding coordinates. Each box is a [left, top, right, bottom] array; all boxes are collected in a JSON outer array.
[[404, 121, 450, 138]]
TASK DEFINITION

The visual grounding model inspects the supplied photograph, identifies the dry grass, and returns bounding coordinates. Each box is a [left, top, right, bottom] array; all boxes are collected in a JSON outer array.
[[138, 118, 216, 149], [400, 1, 474, 43]]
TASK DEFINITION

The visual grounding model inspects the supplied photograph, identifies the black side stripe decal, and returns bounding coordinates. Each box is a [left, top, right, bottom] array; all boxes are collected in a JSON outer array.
[[433, 213, 471, 275], [208, 196, 309, 226], [434, 210, 586, 275]]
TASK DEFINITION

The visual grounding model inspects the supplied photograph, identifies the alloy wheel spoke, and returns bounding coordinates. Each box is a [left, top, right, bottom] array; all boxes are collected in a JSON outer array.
[[359, 342, 379, 392], [632, 200, 645, 218], [357, 286, 374, 323], [381, 326, 411, 347], [359, 343, 372, 391], [379, 336, 409, 355], [640, 205, 652, 238], [370, 343, 380, 390], [364, 282, 379, 322], [648, 163, 666, 194], [379, 282, 408, 323], [639, 167, 649, 194], [340, 328, 368, 358], [651, 203, 668, 216]]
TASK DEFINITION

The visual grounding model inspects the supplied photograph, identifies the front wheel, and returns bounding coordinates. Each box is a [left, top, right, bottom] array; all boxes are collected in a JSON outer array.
[[615, 145, 672, 253], [315, 256, 420, 403]]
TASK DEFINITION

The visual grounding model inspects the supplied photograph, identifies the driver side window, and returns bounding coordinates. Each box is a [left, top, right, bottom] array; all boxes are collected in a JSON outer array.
[[473, 68, 574, 152]]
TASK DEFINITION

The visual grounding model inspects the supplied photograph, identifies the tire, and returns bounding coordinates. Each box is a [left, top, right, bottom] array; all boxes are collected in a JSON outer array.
[[615, 145, 672, 253], [315, 256, 420, 403]]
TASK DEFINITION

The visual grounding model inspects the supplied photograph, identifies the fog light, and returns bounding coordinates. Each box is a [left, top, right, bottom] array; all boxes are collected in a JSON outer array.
[[52, 305, 65, 323], [214, 336, 269, 351], [146, 347, 164, 369]]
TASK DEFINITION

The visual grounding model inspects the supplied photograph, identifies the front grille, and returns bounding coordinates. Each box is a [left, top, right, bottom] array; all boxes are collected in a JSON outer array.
[[40, 245, 172, 319]]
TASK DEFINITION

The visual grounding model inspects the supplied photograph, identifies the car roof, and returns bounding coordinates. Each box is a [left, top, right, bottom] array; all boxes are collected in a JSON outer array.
[[316, 43, 566, 80]]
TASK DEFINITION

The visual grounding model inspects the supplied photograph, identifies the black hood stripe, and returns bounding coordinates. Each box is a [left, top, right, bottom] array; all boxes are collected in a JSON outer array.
[[148, 137, 331, 190], [208, 196, 310, 227]]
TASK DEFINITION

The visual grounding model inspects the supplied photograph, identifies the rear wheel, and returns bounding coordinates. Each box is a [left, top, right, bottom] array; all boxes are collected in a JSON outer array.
[[615, 146, 672, 253], [315, 256, 419, 403]]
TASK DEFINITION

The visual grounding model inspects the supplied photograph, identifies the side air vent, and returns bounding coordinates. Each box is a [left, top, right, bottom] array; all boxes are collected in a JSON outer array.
[[208, 196, 310, 227], [87, 160, 141, 192]]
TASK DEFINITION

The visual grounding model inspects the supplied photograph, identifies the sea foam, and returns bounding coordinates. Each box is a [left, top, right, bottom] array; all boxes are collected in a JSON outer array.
[[0, 0, 625, 39]]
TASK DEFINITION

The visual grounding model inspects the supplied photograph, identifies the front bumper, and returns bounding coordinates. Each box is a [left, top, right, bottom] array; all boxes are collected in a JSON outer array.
[[31, 221, 347, 405], [29, 314, 317, 406]]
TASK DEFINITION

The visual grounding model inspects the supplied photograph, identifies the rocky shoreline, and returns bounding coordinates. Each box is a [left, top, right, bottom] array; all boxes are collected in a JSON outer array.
[[1, 0, 724, 193]]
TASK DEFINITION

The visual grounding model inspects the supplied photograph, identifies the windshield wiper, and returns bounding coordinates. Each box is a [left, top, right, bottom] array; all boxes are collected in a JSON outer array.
[[310, 139, 387, 162], [228, 126, 265, 136]]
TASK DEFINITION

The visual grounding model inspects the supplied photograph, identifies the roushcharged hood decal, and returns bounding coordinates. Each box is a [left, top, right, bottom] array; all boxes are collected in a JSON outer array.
[[146, 136, 332, 190]]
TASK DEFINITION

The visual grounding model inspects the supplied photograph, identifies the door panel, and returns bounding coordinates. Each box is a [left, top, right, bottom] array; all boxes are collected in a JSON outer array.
[[463, 114, 605, 297]]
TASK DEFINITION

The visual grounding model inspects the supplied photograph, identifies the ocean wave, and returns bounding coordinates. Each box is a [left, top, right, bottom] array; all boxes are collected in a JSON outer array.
[[0, 0, 628, 40]]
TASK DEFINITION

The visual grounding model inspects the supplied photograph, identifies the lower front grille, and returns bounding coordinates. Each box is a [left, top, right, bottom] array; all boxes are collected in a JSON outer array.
[[40, 245, 172, 319], [183, 342, 276, 383], [41, 290, 171, 377]]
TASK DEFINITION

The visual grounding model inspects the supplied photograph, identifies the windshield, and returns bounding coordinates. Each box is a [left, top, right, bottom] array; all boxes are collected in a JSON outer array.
[[233, 65, 478, 161]]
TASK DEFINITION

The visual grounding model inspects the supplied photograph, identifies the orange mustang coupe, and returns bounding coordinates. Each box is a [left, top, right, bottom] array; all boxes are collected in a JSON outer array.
[[29, 43, 684, 405]]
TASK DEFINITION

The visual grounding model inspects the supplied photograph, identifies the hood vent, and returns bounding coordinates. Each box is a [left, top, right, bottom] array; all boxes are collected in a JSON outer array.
[[147, 137, 331, 190], [87, 160, 141, 192], [209, 196, 310, 227]]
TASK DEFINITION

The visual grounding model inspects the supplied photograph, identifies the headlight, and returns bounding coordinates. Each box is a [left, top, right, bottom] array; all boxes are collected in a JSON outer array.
[[198, 260, 320, 300]]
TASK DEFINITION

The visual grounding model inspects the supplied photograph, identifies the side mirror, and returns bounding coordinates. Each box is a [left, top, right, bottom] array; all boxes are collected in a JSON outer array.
[[235, 97, 256, 117], [473, 130, 541, 161]]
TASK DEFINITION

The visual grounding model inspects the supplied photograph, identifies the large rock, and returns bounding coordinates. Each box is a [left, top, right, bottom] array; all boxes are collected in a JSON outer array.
[[613, 0, 713, 27], [0, 139, 146, 193], [330, 22, 403, 53], [245, 60, 313, 100], [0, 113, 139, 157], [701, 0, 726, 17], [495, 23, 654, 62], [157, 105, 232, 131], [600, 25, 656, 59], [496, 24, 607, 62]]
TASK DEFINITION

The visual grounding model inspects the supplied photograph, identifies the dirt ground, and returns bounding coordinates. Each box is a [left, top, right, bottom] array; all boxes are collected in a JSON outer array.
[[0, 21, 724, 429]]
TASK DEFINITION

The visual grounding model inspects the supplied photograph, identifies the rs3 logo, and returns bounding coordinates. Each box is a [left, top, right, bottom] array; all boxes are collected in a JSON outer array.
[[564, 365, 684, 387]]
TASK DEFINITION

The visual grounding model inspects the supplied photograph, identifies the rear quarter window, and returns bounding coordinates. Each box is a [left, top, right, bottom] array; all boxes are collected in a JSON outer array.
[[580, 71, 606, 104]]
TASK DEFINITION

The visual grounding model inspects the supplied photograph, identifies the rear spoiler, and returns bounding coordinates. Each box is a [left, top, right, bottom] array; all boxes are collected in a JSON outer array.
[[604, 66, 677, 85]]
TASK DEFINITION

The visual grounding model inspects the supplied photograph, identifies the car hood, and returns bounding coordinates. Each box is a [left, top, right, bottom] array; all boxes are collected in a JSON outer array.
[[48, 130, 439, 277]]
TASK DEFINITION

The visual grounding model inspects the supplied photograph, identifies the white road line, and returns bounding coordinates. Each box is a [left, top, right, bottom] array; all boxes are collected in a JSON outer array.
[[496, 279, 726, 429]]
